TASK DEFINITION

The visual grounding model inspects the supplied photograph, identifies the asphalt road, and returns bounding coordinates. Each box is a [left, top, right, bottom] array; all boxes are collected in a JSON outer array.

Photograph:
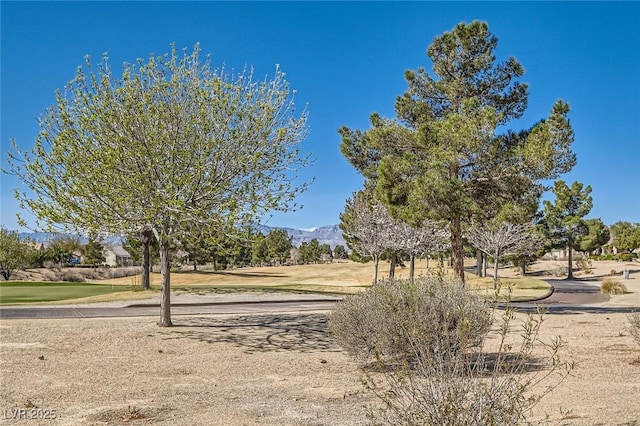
[[1, 279, 636, 320], [0, 297, 341, 320]]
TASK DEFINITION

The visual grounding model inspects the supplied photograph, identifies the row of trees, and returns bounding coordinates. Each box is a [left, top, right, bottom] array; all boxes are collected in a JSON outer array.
[[0, 227, 109, 279]]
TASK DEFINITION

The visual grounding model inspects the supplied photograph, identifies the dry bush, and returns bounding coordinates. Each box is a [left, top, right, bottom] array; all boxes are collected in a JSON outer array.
[[105, 267, 141, 280], [329, 275, 492, 366], [576, 258, 592, 274], [628, 312, 640, 347], [331, 275, 574, 425], [58, 271, 85, 282], [600, 278, 627, 295], [549, 263, 568, 277]]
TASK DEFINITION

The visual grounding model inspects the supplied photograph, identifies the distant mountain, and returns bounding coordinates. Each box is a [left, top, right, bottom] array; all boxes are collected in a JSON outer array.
[[278, 224, 345, 249], [17, 225, 347, 249]]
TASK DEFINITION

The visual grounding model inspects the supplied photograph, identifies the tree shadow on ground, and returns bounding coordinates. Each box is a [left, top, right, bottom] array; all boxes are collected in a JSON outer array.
[[160, 313, 339, 354]]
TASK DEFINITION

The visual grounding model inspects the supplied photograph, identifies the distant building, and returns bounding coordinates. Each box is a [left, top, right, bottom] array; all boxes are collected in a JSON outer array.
[[102, 246, 133, 267]]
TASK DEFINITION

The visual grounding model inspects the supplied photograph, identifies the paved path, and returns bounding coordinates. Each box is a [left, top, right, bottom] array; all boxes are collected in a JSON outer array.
[[511, 278, 639, 314], [0, 293, 342, 320], [1, 278, 637, 320]]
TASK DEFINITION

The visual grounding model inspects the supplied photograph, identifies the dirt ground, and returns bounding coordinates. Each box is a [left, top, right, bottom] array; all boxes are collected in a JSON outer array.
[[1, 259, 639, 425]]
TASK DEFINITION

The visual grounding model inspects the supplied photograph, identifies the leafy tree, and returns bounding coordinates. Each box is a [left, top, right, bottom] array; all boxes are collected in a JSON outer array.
[[340, 21, 575, 283], [0, 227, 36, 280], [44, 237, 79, 268], [251, 233, 268, 266], [333, 244, 347, 260], [610, 221, 640, 253], [578, 218, 610, 255], [542, 180, 593, 279], [319, 243, 333, 262], [83, 238, 105, 265], [264, 229, 293, 265], [299, 238, 322, 264], [7, 45, 310, 326]]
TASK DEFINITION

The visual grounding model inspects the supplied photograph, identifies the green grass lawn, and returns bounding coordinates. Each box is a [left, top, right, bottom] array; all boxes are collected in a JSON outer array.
[[0, 282, 136, 305]]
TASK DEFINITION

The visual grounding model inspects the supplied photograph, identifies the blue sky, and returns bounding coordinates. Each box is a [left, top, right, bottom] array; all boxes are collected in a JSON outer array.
[[1, 1, 639, 232]]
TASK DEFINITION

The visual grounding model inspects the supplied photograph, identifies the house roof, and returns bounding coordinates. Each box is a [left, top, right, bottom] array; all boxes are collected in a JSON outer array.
[[105, 245, 131, 258]]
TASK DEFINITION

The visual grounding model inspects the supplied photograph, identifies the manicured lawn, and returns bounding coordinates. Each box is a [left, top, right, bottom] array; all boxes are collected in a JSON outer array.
[[0, 282, 135, 305]]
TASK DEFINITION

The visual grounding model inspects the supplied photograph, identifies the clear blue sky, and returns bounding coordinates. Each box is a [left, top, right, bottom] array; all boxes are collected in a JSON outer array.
[[2, 1, 639, 232]]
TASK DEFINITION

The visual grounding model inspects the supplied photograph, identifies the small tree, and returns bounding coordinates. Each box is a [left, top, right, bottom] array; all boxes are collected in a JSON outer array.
[[467, 221, 543, 289], [83, 238, 105, 265], [578, 218, 610, 255], [264, 229, 293, 265], [7, 45, 310, 326], [0, 227, 36, 280], [340, 190, 394, 284], [610, 221, 640, 254], [542, 180, 593, 279], [333, 244, 347, 260], [388, 218, 449, 283]]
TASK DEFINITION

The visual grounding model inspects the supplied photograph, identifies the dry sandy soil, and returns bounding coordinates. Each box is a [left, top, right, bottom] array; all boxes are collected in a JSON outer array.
[[1, 260, 639, 425]]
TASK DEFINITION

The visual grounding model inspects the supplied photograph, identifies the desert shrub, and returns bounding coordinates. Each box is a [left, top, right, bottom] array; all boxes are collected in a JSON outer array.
[[620, 253, 636, 262], [628, 312, 640, 347], [332, 275, 574, 425], [104, 267, 142, 280], [59, 271, 85, 282], [43, 260, 57, 270], [601, 278, 627, 295], [549, 263, 568, 277], [576, 258, 592, 274], [329, 276, 492, 366]]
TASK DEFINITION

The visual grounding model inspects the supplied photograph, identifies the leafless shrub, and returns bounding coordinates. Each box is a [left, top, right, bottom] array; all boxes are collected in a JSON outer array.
[[549, 263, 568, 277], [331, 275, 574, 425], [627, 312, 640, 347], [329, 275, 492, 367], [58, 271, 85, 282], [104, 267, 141, 280]]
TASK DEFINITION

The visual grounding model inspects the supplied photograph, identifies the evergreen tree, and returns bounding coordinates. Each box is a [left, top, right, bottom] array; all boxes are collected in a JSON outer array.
[[340, 21, 575, 283], [83, 238, 105, 265], [578, 218, 610, 255], [542, 180, 593, 279]]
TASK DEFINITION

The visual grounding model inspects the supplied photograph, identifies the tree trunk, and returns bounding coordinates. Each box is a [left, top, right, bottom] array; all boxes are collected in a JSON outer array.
[[141, 231, 151, 290], [389, 252, 397, 280], [567, 246, 574, 279], [493, 249, 500, 290], [483, 254, 487, 277], [373, 255, 379, 285], [519, 257, 527, 276], [159, 240, 173, 327], [450, 215, 465, 285], [476, 249, 483, 277], [409, 255, 415, 284], [193, 259, 198, 271]]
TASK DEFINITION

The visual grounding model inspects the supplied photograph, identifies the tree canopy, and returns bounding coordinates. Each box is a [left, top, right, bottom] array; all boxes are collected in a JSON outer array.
[[542, 180, 593, 278], [340, 21, 576, 283], [7, 44, 311, 325]]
